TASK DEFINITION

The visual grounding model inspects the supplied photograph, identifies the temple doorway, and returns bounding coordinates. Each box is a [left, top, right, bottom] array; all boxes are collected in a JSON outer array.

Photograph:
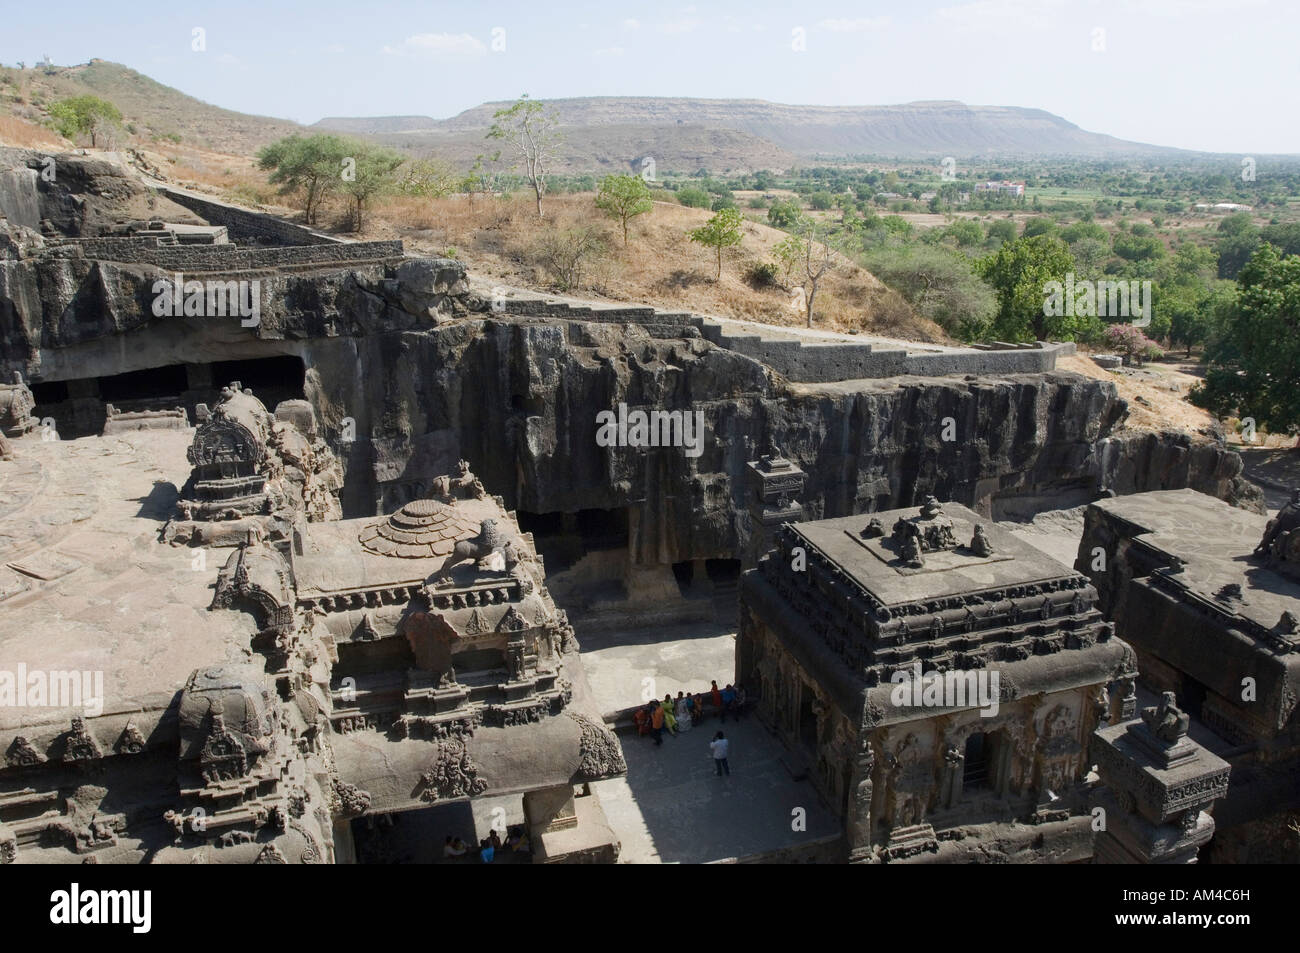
[[799, 683, 819, 751], [964, 732, 990, 789]]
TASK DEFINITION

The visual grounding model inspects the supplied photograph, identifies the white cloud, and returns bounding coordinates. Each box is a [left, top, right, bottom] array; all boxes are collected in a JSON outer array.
[[657, 17, 701, 34], [594, 46, 626, 58], [1133, 0, 1268, 12], [322, 43, 345, 54], [383, 32, 487, 57], [622, 18, 641, 30], [934, 0, 1067, 31], [215, 52, 242, 66], [817, 16, 891, 32]]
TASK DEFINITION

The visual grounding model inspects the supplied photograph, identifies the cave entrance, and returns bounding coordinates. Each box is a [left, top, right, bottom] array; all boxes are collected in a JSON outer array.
[[209, 356, 305, 412], [705, 558, 741, 625], [1180, 675, 1209, 719], [28, 354, 306, 439], [964, 732, 991, 790], [516, 507, 629, 575], [670, 560, 695, 596]]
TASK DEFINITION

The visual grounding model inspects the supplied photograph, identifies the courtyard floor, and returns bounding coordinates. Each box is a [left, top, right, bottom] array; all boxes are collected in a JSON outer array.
[[575, 617, 841, 863]]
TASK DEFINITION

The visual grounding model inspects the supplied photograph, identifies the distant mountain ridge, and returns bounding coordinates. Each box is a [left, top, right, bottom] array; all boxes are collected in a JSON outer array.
[[314, 95, 1180, 160], [3, 62, 1184, 171]]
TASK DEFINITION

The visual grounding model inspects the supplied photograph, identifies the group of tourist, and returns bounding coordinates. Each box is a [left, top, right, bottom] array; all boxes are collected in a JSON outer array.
[[636, 679, 746, 747], [443, 825, 530, 863]]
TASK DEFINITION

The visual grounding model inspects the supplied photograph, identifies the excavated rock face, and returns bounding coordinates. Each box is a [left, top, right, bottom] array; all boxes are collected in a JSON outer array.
[[298, 316, 1259, 564], [0, 181, 1262, 567], [0, 147, 202, 237]]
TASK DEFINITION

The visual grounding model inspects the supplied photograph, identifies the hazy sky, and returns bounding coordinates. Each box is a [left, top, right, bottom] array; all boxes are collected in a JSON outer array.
[[3, 0, 1296, 154]]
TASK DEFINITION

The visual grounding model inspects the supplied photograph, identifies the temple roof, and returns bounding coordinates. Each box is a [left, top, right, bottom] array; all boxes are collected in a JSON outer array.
[[1090, 489, 1300, 643], [788, 501, 1079, 609], [295, 497, 513, 597], [358, 498, 480, 559]]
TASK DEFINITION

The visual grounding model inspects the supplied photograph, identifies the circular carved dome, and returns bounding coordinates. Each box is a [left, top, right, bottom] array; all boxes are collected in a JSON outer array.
[[359, 499, 480, 558]]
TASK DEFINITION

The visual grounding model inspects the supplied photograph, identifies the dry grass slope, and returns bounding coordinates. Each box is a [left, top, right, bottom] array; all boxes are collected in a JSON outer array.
[[367, 193, 946, 340]]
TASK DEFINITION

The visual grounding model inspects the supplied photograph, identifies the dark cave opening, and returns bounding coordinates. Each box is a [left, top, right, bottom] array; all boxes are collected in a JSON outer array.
[[517, 507, 629, 573], [29, 354, 306, 439]]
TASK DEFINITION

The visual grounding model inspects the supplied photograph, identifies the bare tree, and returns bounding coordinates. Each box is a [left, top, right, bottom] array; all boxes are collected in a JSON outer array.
[[487, 95, 562, 218], [794, 217, 833, 327]]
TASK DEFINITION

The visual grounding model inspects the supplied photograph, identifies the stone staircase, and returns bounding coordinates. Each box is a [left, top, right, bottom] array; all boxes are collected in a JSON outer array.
[[883, 822, 940, 860]]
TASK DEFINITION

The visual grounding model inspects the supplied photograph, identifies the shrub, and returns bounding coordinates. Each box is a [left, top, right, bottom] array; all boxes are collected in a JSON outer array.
[[746, 261, 780, 287], [534, 227, 605, 291], [677, 186, 712, 209], [1102, 323, 1160, 365]]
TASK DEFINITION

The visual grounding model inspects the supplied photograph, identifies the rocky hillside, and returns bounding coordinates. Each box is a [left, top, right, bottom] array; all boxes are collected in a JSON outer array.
[[0, 60, 302, 154]]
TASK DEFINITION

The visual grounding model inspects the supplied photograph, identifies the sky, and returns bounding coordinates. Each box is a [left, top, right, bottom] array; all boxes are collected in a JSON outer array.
[[2, 0, 1297, 154]]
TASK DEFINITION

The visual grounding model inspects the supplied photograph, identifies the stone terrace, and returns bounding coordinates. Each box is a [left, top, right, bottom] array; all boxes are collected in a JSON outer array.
[[484, 282, 1075, 383]]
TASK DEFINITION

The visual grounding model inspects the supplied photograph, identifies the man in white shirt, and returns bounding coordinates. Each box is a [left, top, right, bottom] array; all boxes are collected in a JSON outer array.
[[710, 731, 730, 776]]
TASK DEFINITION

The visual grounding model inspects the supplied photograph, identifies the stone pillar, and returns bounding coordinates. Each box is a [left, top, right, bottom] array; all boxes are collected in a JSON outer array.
[[941, 744, 963, 808], [1090, 692, 1230, 864], [745, 448, 806, 566], [846, 742, 876, 860]]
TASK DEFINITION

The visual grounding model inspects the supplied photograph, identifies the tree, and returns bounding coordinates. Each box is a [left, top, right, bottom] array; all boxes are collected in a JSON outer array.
[[944, 219, 983, 248], [1021, 217, 1058, 239], [257, 134, 350, 225], [796, 219, 833, 328], [985, 219, 1018, 248], [689, 207, 744, 281], [1070, 236, 1111, 273], [863, 244, 996, 340], [594, 174, 653, 246], [401, 157, 460, 200], [1166, 280, 1233, 357], [1192, 243, 1300, 435], [339, 144, 404, 231], [1260, 223, 1300, 258], [767, 199, 801, 228], [976, 234, 1078, 341], [1103, 324, 1162, 366], [487, 95, 562, 218], [677, 186, 712, 209], [461, 151, 501, 210], [1113, 232, 1166, 263], [775, 217, 834, 327], [48, 95, 121, 147], [1214, 212, 1260, 279]]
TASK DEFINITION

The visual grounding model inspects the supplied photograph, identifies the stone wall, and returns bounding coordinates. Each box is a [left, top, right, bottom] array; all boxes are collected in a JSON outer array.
[[149, 185, 338, 246], [698, 321, 1074, 382], [40, 237, 405, 272], [498, 295, 1074, 381]]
